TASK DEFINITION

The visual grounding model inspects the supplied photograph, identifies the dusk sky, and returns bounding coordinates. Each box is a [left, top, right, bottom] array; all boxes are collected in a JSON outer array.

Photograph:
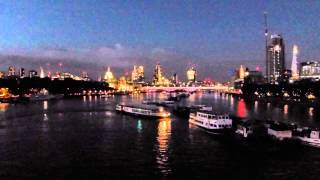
[[0, 0, 319, 81]]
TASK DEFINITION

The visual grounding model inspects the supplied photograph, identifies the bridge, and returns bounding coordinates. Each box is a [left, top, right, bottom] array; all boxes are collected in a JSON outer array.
[[141, 85, 231, 92]]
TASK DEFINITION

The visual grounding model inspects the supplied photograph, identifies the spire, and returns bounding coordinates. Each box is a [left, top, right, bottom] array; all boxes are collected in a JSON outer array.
[[40, 66, 45, 78]]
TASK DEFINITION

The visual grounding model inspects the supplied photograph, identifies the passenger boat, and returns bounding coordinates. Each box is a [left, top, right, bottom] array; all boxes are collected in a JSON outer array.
[[189, 110, 232, 134], [142, 100, 175, 106], [172, 104, 212, 118], [116, 104, 171, 118]]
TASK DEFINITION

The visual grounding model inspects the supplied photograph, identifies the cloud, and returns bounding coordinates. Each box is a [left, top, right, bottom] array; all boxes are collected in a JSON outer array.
[[0, 44, 263, 81]]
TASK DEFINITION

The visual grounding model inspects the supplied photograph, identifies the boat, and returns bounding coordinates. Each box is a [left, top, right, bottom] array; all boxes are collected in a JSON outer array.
[[142, 100, 175, 106], [116, 104, 171, 118], [28, 89, 64, 101], [172, 104, 212, 118], [294, 128, 320, 148], [235, 119, 253, 138], [267, 121, 293, 140], [189, 110, 233, 134], [29, 94, 63, 101]]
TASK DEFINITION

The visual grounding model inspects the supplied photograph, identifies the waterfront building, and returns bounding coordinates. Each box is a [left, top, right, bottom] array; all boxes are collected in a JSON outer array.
[[233, 65, 246, 89], [117, 76, 132, 92], [291, 45, 299, 79], [131, 65, 144, 83], [244, 70, 264, 84], [299, 61, 320, 79], [8, 66, 15, 76], [267, 34, 286, 84], [281, 69, 292, 82], [29, 70, 38, 78]]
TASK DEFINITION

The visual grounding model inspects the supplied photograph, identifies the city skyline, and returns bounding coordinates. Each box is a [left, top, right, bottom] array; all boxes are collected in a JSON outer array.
[[0, 1, 319, 81]]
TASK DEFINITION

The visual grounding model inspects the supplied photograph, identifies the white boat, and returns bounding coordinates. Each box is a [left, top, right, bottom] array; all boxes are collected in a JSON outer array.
[[189, 105, 213, 111], [294, 128, 320, 148], [189, 110, 232, 134], [116, 104, 170, 118]]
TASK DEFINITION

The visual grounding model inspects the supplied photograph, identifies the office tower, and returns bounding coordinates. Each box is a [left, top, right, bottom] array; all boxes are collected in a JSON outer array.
[[8, 66, 15, 76], [187, 66, 197, 83], [267, 34, 286, 83]]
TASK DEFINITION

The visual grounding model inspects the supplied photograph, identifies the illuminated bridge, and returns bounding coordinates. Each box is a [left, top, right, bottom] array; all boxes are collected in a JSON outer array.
[[141, 85, 231, 92]]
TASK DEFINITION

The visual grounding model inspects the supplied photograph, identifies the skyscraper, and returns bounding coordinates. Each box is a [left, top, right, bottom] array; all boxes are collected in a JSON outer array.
[[267, 34, 285, 83], [8, 66, 15, 76], [153, 63, 163, 85], [187, 66, 197, 83], [291, 45, 299, 79], [19, 68, 25, 78], [152, 63, 169, 86], [131, 65, 144, 83]]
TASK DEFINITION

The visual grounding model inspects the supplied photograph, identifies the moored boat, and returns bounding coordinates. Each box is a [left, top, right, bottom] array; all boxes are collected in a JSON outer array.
[[294, 128, 320, 148], [235, 119, 253, 138], [116, 104, 170, 118], [189, 110, 232, 134], [267, 121, 293, 140]]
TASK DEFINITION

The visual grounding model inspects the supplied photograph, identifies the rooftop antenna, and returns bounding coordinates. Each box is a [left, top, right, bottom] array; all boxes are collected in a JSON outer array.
[[264, 11, 270, 83]]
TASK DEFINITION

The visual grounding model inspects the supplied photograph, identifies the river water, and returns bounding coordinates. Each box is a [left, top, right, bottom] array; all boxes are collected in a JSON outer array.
[[0, 92, 319, 179]]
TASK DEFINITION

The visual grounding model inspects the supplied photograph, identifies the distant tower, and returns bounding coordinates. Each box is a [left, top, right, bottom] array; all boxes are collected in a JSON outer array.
[[19, 68, 25, 78], [40, 66, 45, 78], [131, 65, 145, 83], [8, 66, 15, 76], [239, 65, 245, 79], [291, 45, 299, 79], [267, 34, 286, 84], [153, 63, 163, 85], [187, 66, 197, 83]]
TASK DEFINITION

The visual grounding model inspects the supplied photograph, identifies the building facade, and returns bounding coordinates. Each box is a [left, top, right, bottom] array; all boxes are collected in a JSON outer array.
[[300, 61, 320, 79], [267, 34, 286, 84]]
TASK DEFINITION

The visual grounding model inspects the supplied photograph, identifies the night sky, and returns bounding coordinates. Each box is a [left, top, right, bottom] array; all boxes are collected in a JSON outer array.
[[0, 0, 319, 81]]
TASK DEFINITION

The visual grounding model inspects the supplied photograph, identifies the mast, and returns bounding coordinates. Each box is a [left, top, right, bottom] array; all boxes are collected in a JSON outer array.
[[264, 11, 269, 83]]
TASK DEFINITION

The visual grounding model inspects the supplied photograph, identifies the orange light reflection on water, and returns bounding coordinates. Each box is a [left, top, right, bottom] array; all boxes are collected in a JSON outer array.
[[0, 103, 9, 112], [156, 118, 172, 175]]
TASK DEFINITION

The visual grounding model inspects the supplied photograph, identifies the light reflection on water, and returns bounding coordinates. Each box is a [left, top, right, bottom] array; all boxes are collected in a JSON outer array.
[[156, 118, 171, 175], [0, 103, 9, 112], [309, 107, 314, 117], [137, 120, 142, 133], [284, 104, 288, 115], [43, 101, 48, 110]]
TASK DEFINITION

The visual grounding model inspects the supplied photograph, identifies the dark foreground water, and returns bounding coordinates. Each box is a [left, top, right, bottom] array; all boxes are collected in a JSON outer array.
[[0, 92, 320, 180]]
